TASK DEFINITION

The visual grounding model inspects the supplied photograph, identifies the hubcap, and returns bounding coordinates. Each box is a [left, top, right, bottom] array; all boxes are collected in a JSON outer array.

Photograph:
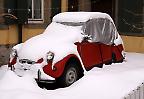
[[66, 67, 77, 85]]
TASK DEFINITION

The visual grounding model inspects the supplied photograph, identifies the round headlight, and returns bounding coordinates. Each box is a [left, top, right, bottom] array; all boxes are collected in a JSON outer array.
[[10, 49, 17, 57], [47, 51, 54, 60]]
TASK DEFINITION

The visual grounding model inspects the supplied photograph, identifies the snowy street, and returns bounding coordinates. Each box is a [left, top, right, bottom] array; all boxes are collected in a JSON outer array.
[[0, 52, 144, 99]]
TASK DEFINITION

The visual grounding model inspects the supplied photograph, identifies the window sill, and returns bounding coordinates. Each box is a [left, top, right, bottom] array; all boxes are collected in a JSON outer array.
[[28, 19, 44, 24]]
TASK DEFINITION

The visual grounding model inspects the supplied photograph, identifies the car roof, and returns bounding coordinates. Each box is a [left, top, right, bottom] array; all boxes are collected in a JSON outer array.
[[52, 12, 114, 23]]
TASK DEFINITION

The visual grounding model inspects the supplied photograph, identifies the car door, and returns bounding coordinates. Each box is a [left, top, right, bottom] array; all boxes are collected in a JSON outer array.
[[99, 43, 112, 63], [76, 18, 115, 70], [76, 41, 103, 70], [97, 19, 115, 63]]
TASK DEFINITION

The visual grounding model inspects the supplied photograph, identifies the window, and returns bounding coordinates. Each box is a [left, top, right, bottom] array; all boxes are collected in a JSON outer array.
[[84, 18, 115, 45], [28, 0, 44, 23], [51, 0, 61, 19], [68, 0, 78, 11], [118, 0, 144, 35]]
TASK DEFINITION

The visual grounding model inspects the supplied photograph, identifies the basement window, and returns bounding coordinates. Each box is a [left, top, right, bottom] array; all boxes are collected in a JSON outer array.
[[28, 0, 44, 23]]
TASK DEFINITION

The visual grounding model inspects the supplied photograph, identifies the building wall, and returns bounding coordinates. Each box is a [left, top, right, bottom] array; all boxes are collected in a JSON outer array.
[[0, 0, 144, 65], [61, 0, 68, 12], [0, 25, 18, 45], [0, 0, 51, 65], [79, 0, 91, 11], [122, 36, 144, 53], [22, 0, 51, 41], [22, 28, 45, 42]]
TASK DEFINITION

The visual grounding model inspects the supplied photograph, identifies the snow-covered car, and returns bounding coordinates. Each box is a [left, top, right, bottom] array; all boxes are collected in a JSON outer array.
[[8, 12, 125, 87]]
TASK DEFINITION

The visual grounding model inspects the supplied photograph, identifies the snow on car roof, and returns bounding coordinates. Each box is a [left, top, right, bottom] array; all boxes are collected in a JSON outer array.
[[53, 12, 114, 23]]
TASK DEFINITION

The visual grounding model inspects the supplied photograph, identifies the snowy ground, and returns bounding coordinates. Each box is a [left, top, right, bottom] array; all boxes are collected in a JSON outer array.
[[0, 52, 144, 99]]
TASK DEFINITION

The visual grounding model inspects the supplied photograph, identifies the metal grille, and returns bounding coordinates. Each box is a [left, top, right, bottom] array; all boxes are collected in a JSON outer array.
[[124, 83, 144, 99], [19, 59, 35, 64]]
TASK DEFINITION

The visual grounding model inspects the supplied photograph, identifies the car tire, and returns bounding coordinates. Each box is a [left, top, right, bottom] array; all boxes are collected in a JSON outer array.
[[57, 63, 78, 87], [112, 52, 124, 63], [112, 52, 116, 63], [105, 60, 112, 65]]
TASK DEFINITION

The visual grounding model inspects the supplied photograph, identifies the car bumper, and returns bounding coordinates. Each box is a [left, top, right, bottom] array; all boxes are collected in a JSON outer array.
[[13, 62, 55, 81], [36, 69, 56, 83]]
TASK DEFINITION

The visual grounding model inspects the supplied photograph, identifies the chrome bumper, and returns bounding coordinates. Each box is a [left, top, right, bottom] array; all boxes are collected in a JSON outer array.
[[36, 69, 56, 83]]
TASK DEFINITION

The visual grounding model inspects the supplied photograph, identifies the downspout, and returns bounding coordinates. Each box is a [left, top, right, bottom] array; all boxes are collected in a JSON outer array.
[[2, 13, 22, 43], [17, 23, 22, 43]]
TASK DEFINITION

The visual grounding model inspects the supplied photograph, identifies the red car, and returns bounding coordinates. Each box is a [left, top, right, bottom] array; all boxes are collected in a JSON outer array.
[[9, 12, 125, 87]]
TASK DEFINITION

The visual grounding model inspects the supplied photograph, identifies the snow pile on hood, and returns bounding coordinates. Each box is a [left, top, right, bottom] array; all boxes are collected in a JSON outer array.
[[18, 22, 83, 64], [0, 70, 41, 91]]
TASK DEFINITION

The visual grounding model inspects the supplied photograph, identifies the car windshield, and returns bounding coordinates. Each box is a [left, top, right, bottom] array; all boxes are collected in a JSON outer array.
[[56, 22, 84, 26]]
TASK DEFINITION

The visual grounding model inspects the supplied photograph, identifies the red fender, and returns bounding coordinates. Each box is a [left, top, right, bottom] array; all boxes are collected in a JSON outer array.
[[8, 57, 17, 70], [112, 44, 124, 61], [43, 54, 81, 78]]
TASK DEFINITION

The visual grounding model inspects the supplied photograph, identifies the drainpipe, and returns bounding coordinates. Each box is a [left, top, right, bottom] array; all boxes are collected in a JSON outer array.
[[17, 24, 22, 43], [2, 13, 22, 43]]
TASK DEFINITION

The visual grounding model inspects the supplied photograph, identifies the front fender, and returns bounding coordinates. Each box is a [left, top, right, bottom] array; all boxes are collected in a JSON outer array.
[[43, 54, 81, 78]]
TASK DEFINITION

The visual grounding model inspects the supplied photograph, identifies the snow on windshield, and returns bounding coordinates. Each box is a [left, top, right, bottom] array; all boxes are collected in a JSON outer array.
[[18, 22, 83, 65], [53, 12, 117, 45]]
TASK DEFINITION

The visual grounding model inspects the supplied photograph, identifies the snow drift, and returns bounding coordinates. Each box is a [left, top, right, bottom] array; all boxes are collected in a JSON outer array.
[[0, 53, 144, 99]]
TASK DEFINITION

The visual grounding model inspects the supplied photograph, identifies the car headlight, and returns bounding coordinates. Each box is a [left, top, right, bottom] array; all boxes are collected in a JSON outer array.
[[46, 51, 54, 61], [10, 49, 17, 58]]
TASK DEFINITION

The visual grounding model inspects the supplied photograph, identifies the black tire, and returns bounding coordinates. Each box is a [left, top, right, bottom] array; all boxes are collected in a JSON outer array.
[[112, 52, 124, 63], [105, 60, 112, 65], [57, 63, 79, 87], [112, 52, 116, 63]]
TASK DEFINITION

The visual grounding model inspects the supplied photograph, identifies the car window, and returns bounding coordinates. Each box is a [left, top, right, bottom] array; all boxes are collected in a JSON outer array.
[[83, 18, 116, 45], [56, 22, 84, 26]]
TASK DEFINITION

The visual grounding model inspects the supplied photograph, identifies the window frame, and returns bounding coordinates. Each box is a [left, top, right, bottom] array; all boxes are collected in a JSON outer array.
[[28, 0, 44, 24]]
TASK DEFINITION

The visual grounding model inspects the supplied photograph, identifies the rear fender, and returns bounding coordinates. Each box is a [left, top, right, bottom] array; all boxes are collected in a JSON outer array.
[[112, 44, 124, 62]]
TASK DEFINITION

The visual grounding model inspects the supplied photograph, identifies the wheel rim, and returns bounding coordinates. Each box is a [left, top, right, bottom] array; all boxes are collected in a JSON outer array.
[[66, 67, 77, 85]]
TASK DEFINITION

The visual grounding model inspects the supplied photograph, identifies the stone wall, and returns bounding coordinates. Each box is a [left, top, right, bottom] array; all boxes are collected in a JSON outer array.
[[0, 44, 14, 66]]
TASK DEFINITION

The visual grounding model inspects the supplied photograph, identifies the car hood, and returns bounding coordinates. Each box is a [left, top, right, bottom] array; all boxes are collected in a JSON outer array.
[[17, 22, 83, 64]]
